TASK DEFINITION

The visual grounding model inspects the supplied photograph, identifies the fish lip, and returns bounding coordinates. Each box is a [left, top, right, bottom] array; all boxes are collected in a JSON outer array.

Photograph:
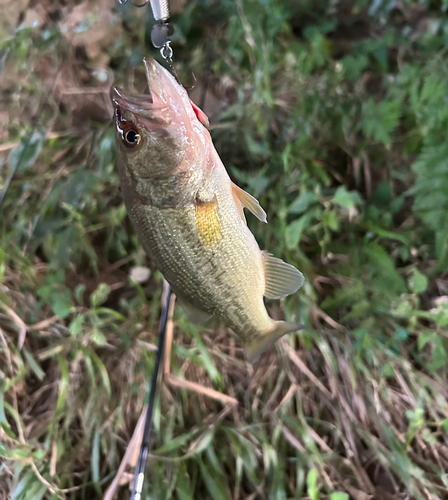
[[111, 86, 153, 113], [143, 56, 165, 88], [110, 56, 163, 112], [111, 85, 171, 127], [110, 58, 175, 126]]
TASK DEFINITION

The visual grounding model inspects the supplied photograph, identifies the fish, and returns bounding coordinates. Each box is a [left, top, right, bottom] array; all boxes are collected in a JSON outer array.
[[111, 57, 305, 362]]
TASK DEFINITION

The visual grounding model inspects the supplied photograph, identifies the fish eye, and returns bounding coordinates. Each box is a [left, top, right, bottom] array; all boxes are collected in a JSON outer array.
[[122, 126, 142, 149]]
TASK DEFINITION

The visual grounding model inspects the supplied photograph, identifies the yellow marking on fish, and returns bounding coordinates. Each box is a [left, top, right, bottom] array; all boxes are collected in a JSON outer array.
[[195, 199, 222, 247]]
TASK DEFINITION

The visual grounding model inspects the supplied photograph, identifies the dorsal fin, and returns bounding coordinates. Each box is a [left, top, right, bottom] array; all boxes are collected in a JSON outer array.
[[231, 182, 267, 224], [262, 252, 305, 299], [190, 100, 210, 127]]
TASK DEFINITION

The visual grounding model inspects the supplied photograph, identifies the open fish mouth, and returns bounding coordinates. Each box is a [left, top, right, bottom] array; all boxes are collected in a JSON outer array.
[[111, 86, 171, 126], [111, 87, 153, 113], [111, 57, 171, 112]]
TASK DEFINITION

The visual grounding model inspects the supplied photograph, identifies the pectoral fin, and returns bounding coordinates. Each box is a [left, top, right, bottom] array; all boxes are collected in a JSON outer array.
[[231, 182, 267, 224], [262, 252, 305, 299], [245, 321, 301, 362]]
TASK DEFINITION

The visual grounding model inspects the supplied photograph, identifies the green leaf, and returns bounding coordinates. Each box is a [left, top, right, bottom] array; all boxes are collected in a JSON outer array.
[[83, 348, 112, 398], [55, 355, 70, 415], [246, 173, 270, 196], [306, 468, 320, 500], [374, 182, 392, 205], [431, 298, 448, 327], [155, 428, 199, 455], [286, 211, 316, 249], [422, 428, 437, 445], [341, 54, 369, 81], [0, 442, 30, 460], [408, 141, 448, 242], [52, 294, 72, 319], [69, 314, 84, 336], [91, 326, 107, 346], [365, 222, 409, 245], [442, 419, 448, 433], [359, 98, 401, 146], [332, 186, 363, 208], [0, 382, 8, 426], [9, 129, 45, 172], [288, 191, 318, 215], [362, 241, 407, 294], [322, 211, 339, 231], [22, 347, 45, 381], [330, 493, 349, 500], [11, 468, 35, 500], [429, 337, 447, 372], [393, 327, 408, 342], [190, 430, 215, 456], [22, 476, 48, 500], [91, 428, 101, 484], [408, 268, 428, 294], [192, 336, 221, 385], [90, 283, 111, 308], [199, 455, 229, 500], [176, 462, 193, 500], [406, 407, 424, 429], [74, 283, 86, 305]]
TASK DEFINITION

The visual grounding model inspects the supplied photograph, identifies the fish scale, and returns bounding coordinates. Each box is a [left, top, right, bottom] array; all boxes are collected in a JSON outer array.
[[112, 57, 305, 361], [127, 188, 271, 342]]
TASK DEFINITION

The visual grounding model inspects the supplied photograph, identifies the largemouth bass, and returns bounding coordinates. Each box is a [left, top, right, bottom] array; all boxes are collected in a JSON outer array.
[[112, 58, 305, 361]]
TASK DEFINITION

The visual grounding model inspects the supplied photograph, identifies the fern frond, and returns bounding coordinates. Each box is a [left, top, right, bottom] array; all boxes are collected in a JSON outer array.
[[408, 141, 448, 232]]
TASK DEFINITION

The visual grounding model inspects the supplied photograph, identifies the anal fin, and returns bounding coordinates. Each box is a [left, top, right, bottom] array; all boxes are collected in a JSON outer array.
[[262, 251, 305, 299], [231, 182, 267, 224]]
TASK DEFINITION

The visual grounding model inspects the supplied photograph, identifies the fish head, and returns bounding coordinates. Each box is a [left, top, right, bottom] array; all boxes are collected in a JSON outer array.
[[111, 57, 208, 183]]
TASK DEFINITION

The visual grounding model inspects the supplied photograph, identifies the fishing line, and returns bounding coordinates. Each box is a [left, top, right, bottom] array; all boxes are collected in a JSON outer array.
[[199, 27, 215, 112]]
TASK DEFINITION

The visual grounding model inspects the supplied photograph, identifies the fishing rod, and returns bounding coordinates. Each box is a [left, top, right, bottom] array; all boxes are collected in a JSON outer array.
[[130, 281, 171, 500]]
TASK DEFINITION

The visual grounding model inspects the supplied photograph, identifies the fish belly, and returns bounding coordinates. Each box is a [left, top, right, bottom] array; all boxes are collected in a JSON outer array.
[[128, 195, 273, 342]]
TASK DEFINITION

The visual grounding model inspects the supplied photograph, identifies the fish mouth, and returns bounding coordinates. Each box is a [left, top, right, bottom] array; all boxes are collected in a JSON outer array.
[[111, 86, 156, 117], [111, 86, 153, 111], [111, 57, 177, 127], [110, 57, 171, 112], [111, 86, 171, 127], [142, 56, 178, 101]]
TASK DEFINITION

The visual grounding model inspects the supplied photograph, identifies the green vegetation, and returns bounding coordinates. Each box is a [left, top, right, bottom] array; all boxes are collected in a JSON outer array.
[[1, 0, 448, 498]]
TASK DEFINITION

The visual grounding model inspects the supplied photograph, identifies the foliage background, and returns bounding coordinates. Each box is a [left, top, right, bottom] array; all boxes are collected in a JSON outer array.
[[1, 0, 448, 499]]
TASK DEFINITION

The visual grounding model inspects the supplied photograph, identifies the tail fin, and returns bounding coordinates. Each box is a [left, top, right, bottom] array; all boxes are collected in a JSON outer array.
[[244, 321, 302, 363]]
